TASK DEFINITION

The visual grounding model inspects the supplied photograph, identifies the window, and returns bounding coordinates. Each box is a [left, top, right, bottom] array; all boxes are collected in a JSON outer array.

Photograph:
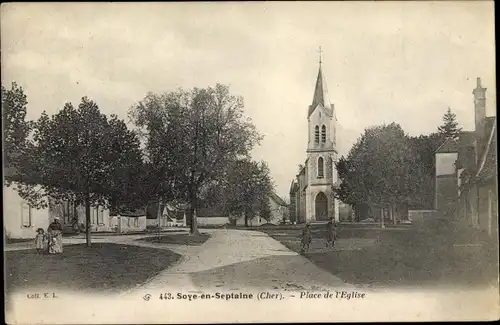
[[96, 207, 104, 225], [91, 207, 97, 225], [134, 218, 139, 228], [128, 218, 132, 227], [314, 126, 319, 144], [318, 157, 324, 178], [321, 125, 326, 143], [65, 201, 71, 223], [21, 202, 32, 227]]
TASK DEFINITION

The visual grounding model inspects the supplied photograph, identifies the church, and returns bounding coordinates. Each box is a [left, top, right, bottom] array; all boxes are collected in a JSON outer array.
[[289, 53, 340, 224]]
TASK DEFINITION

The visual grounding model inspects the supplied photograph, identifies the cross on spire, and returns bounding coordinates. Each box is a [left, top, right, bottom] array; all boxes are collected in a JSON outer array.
[[318, 46, 323, 65]]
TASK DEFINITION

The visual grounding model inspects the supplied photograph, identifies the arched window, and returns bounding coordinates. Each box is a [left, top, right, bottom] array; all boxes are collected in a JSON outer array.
[[321, 125, 326, 143], [318, 156, 324, 178], [314, 126, 319, 144]]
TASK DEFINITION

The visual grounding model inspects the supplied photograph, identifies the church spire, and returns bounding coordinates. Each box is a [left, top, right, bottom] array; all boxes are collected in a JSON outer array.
[[319, 46, 323, 66], [310, 46, 332, 117]]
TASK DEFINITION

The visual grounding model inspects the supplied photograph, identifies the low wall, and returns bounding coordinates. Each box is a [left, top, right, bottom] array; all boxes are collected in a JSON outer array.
[[197, 217, 229, 226]]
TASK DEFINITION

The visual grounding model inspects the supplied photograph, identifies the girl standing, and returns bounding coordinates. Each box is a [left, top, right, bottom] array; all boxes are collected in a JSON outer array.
[[35, 228, 47, 254]]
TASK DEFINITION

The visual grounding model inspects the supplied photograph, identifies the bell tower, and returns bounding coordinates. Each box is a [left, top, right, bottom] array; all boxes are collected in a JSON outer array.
[[305, 47, 339, 223]]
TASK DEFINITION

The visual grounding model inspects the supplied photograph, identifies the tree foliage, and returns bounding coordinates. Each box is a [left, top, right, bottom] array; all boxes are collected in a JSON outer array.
[[334, 123, 416, 221], [222, 159, 274, 225], [407, 132, 445, 209], [335, 121, 448, 220], [17, 97, 144, 246], [438, 107, 462, 139], [2, 82, 32, 176], [129, 84, 262, 234]]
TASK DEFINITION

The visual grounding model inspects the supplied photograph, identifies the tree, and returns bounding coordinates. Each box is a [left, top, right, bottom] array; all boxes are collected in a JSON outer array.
[[407, 132, 445, 209], [334, 123, 416, 224], [18, 97, 144, 247], [130, 84, 262, 234], [219, 159, 274, 226], [2, 82, 32, 177], [438, 107, 462, 139]]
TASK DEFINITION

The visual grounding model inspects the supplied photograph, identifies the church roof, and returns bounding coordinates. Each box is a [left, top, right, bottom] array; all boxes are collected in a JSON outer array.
[[308, 64, 334, 118], [270, 192, 288, 206], [435, 137, 459, 153]]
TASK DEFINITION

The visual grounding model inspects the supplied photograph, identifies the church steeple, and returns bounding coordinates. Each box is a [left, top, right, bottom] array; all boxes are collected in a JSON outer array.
[[309, 47, 333, 117]]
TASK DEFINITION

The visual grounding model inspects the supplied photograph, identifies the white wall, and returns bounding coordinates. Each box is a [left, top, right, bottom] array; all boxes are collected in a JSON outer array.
[[3, 184, 50, 239], [235, 215, 261, 227], [146, 217, 169, 228], [436, 152, 458, 176], [116, 216, 147, 233], [197, 217, 229, 226]]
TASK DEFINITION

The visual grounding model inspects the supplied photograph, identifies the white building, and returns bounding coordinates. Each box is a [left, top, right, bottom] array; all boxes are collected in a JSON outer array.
[[3, 183, 51, 240]]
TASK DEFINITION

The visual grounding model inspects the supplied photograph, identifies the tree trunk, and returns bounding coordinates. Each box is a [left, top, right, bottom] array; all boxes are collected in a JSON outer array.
[[381, 208, 385, 228], [244, 211, 248, 227], [189, 189, 199, 235], [157, 199, 162, 241], [85, 194, 91, 247]]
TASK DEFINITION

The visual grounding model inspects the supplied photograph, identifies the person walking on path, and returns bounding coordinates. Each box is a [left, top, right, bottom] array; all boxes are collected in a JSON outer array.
[[300, 222, 312, 254], [325, 219, 337, 249]]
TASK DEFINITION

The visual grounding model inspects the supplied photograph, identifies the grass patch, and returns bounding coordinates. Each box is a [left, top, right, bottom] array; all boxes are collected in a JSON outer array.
[[261, 227, 498, 288], [5, 243, 181, 293], [139, 233, 211, 246]]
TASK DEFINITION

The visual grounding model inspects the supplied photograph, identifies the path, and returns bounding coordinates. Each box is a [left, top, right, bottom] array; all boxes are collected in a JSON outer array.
[[6, 229, 354, 293], [127, 229, 354, 295], [4, 230, 201, 255]]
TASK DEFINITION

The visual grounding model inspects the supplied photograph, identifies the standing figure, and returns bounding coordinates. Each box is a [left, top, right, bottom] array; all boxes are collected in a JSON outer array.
[[35, 228, 47, 254], [47, 217, 64, 254], [325, 219, 337, 249], [300, 222, 312, 254]]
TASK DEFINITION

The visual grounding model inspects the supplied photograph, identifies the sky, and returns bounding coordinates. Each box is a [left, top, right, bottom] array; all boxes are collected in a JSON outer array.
[[1, 2, 496, 200]]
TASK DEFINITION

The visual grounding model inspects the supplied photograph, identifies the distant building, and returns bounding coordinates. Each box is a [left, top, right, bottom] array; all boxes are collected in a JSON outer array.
[[146, 202, 187, 228], [3, 182, 51, 240], [268, 192, 289, 224], [289, 53, 341, 224], [50, 200, 147, 233], [338, 201, 354, 222], [435, 77, 497, 239]]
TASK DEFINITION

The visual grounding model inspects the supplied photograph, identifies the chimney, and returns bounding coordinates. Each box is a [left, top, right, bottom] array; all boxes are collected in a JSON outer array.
[[473, 77, 487, 136]]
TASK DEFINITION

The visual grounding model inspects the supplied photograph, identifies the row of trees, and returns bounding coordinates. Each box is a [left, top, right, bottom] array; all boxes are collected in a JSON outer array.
[[334, 107, 463, 222], [2, 82, 274, 245]]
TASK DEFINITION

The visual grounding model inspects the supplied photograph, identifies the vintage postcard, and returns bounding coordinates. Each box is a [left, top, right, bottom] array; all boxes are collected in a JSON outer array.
[[2, 1, 498, 323]]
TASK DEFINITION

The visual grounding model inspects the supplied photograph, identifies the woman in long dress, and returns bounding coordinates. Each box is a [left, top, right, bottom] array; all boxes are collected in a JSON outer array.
[[47, 217, 64, 254]]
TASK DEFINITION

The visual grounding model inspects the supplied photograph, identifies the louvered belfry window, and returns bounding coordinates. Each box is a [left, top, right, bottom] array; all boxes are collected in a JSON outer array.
[[318, 157, 324, 178]]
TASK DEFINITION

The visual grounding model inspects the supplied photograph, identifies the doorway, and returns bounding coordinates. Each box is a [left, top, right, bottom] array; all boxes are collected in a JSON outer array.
[[315, 192, 329, 221]]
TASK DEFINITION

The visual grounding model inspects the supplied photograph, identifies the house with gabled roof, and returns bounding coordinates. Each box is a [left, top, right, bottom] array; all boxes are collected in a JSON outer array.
[[434, 77, 497, 240]]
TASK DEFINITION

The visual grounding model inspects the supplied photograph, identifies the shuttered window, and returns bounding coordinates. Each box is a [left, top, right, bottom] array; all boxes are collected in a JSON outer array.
[[97, 207, 104, 225], [21, 202, 32, 227]]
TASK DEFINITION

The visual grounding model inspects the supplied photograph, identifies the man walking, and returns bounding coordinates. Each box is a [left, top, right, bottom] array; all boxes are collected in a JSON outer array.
[[325, 219, 337, 249], [300, 222, 312, 254]]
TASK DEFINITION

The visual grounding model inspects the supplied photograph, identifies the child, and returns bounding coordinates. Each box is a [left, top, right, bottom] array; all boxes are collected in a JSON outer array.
[[300, 222, 312, 254], [35, 228, 47, 254], [325, 219, 337, 249]]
